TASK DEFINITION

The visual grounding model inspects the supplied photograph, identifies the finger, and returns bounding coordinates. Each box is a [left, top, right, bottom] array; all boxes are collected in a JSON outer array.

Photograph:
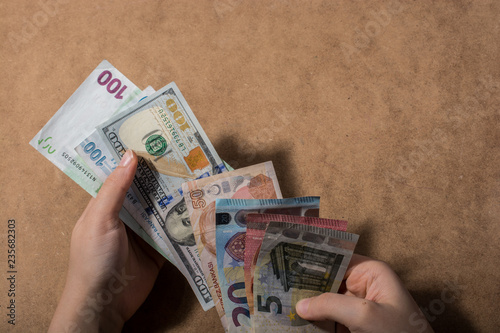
[[344, 254, 373, 279], [93, 150, 137, 219], [346, 255, 406, 300], [296, 292, 377, 328], [334, 254, 374, 299]]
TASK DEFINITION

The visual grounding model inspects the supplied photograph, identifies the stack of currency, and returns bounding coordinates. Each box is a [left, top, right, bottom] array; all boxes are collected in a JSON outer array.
[[30, 60, 360, 332]]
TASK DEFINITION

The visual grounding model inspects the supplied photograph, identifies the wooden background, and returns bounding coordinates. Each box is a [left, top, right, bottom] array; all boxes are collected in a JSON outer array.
[[0, 0, 498, 332]]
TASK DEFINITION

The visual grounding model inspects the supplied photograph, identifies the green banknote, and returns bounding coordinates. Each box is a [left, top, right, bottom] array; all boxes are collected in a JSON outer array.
[[96, 82, 228, 311]]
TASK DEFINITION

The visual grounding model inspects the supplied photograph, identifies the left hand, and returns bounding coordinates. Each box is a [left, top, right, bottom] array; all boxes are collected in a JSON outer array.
[[49, 150, 166, 332]]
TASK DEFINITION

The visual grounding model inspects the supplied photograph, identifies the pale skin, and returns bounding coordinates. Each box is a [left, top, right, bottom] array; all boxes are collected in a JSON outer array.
[[50, 150, 434, 332], [296, 255, 435, 333], [49, 150, 165, 332]]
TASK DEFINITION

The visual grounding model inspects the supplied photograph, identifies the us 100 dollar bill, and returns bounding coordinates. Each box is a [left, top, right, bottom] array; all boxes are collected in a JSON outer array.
[[97, 82, 226, 311], [76, 85, 156, 182], [74, 86, 177, 264]]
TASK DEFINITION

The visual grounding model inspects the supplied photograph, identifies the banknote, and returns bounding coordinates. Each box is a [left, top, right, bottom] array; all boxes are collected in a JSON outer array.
[[29, 60, 168, 259], [253, 222, 358, 332], [76, 85, 156, 181], [214, 197, 321, 332], [182, 162, 283, 330], [30, 60, 144, 196], [74, 86, 176, 264], [245, 213, 348, 318], [97, 82, 228, 311], [75, 86, 235, 265], [77, 80, 233, 287]]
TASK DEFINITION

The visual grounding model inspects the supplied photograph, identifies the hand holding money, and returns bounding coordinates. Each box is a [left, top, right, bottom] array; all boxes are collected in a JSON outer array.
[[49, 151, 166, 333], [296, 254, 435, 333], [35, 61, 434, 333]]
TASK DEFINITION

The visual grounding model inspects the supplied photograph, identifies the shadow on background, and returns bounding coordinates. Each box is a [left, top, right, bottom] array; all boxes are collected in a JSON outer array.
[[390, 256, 478, 333], [350, 220, 374, 257], [410, 288, 478, 333], [123, 260, 194, 332]]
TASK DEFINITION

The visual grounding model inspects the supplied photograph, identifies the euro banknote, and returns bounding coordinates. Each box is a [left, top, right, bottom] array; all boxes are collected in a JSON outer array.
[[214, 197, 321, 332], [245, 213, 348, 319], [96, 82, 228, 311], [182, 162, 282, 331], [253, 222, 358, 332], [29, 60, 168, 259]]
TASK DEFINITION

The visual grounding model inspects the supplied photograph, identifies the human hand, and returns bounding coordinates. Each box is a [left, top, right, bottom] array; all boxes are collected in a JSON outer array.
[[49, 150, 166, 333], [296, 254, 434, 333]]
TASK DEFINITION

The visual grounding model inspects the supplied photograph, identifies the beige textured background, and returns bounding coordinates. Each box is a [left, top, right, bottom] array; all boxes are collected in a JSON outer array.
[[0, 0, 499, 332]]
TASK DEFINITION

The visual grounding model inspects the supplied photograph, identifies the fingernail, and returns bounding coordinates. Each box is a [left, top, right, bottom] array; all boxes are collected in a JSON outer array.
[[120, 150, 133, 167], [296, 298, 311, 315]]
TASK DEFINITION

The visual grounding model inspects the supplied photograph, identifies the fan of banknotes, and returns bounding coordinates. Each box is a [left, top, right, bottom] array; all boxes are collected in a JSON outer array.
[[30, 60, 359, 332]]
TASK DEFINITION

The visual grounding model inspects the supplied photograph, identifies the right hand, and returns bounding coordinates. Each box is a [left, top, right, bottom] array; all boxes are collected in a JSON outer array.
[[296, 254, 434, 333]]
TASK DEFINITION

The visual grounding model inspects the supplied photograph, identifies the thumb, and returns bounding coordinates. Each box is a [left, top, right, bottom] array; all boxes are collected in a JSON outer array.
[[94, 150, 138, 218], [296, 293, 376, 328]]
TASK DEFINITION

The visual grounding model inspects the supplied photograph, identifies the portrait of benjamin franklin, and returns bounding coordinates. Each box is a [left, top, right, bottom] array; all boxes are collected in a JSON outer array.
[[162, 198, 196, 246]]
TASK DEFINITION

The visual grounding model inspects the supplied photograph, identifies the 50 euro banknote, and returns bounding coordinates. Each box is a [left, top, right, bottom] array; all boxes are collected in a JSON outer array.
[[96, 82, 227, 311], [182, 162, 283, 331]]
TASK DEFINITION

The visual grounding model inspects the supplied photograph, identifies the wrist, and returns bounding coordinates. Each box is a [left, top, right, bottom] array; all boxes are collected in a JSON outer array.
[[49, 278, 125, 333]]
